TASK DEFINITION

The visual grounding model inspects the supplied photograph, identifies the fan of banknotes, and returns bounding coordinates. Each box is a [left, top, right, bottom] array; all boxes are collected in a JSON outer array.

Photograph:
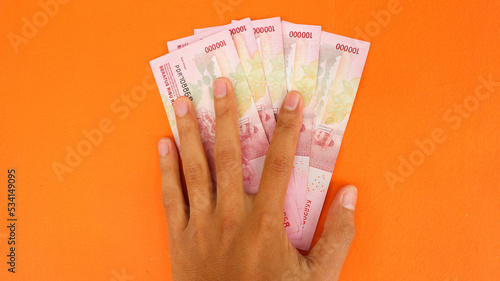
[[150, 17, 369, 251]]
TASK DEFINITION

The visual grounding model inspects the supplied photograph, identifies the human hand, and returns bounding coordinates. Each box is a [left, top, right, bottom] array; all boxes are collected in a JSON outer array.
[[157, 77, 358, 281]]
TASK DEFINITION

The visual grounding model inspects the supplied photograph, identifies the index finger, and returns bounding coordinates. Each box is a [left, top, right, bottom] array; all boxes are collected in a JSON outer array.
[[254, 91, 303, 214]]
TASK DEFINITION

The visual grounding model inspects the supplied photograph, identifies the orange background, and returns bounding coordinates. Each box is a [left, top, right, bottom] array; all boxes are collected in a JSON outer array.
[[1, 0, 499, 280]]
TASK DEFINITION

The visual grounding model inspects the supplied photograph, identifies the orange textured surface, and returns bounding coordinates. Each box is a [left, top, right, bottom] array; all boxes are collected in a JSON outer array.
[[1, 0, 499, 280]]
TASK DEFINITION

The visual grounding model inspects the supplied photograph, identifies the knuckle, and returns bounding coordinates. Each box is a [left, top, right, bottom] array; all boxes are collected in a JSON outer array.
[[178, 117, 197, 136], [255, 211, 279, 235], [160, 159, 172, 175], [190, 193, 211, 212], [218, 207, 240, 239], [339, 219, 356, 244], [221, 212, 238, 234], [216, 145, 240, 170], [215, 145, 241, 186], [161, 191, 175, 210], [183, 161, 206, 186], [267, 153, 291, 176], [277, 111, 299, 132], [216, 101, 233, 119]]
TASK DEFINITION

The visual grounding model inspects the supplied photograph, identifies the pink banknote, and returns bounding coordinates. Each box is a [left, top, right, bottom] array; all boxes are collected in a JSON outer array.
[[194, 18, 277, 142], [151, 31, 269, 194], [290, 32, 370, 250], [282, 21, 322, 227], [166, 34, 197, 52]]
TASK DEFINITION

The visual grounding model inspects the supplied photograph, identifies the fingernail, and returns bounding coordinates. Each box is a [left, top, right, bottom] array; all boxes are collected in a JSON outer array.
[[158, 139, 169, 156], [342, 187, 357, 210], [214, 79, 227, 97], [283, 92, 299, 110], [174, 98, 188, 116]]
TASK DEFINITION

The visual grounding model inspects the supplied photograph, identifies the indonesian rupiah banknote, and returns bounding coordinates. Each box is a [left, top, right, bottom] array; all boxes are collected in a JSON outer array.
[[167, 33, 197, 52], [282, 21, 322, 229], [151, 31, 269, 195], [229, 18, 288, 116], [194, 18, 276, 142], [251, 17, 288, 118], [290, 31, 370, 250], [158, 20, 369, 249]]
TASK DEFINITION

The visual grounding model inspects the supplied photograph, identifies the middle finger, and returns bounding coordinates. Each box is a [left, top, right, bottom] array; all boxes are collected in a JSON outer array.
[[213, 78, 245, 211]]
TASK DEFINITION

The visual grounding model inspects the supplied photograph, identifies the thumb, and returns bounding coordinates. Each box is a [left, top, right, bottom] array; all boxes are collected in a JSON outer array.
[[307, 185, 357, 280]]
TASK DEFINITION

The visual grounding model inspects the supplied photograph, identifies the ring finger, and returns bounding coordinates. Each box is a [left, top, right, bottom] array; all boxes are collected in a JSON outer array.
[[174, 97, 214, 216]]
